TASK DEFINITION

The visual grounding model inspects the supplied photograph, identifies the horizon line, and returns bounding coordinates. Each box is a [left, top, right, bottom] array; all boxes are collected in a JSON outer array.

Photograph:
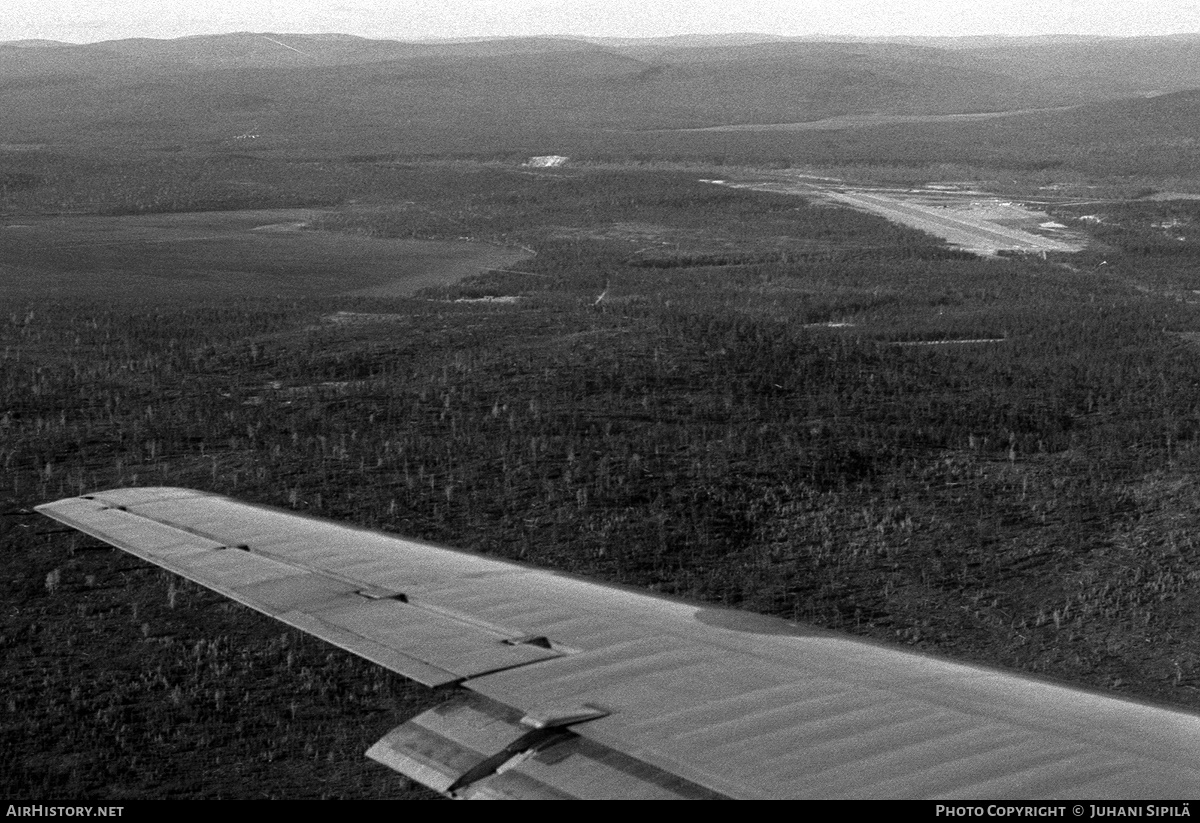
[[4, 29, 1200, 48]]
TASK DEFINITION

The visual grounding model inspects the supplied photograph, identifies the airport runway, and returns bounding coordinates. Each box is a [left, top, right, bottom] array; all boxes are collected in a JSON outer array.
[[821, 189, 1082, 255]]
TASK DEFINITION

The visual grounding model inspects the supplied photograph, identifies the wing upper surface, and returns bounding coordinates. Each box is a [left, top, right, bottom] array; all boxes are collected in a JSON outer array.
[[37, 488, 1200, 799]]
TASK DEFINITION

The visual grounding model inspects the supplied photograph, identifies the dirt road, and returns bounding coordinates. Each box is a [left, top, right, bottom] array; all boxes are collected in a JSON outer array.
[[674, 105, 1079, 133]]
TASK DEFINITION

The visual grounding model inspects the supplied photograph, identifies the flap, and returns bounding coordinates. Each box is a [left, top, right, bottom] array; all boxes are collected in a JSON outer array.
[[367, 693, 725, 799]]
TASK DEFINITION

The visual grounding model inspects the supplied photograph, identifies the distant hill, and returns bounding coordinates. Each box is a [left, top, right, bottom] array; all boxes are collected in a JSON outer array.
[[0, 31, 1198, 167], [610, 87, 1200, 176], [585, 33, 794, 49], [0, 32, 610, 72], [0, 39, 74, 48], [871, 88, 1200, 175]]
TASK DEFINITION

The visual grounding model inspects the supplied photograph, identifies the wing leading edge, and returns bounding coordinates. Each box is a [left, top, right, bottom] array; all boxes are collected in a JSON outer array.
[[37, 488, 1200, 799]]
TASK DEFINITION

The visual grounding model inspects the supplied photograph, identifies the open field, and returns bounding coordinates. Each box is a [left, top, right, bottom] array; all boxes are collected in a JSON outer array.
[[0, 209, 528, 302], [5, 162, 1200, 797]]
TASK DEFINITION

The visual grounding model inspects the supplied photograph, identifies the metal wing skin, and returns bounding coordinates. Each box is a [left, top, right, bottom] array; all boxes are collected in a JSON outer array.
[[37, 487, 1200, 799]]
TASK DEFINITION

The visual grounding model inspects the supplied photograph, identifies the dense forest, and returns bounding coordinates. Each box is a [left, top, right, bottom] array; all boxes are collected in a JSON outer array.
[[4, 162, 1200, 796]]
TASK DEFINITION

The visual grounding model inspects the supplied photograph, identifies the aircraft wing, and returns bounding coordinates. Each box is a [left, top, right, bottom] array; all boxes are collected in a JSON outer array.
[[37, 487, 1200, 799]]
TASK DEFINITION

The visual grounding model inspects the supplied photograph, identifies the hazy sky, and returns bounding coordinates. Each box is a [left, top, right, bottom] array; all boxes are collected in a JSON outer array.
[[4, 0, 1199, 43]]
